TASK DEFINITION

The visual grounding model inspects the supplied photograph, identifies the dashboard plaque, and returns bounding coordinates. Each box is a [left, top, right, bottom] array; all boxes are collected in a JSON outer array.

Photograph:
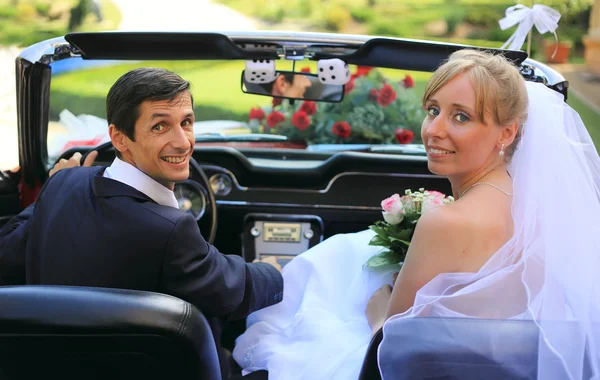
[[263, 222, 301, 242]]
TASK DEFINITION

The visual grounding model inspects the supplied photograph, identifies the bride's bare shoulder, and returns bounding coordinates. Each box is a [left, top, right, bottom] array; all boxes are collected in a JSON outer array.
[[409, 199, 510, 272], [418, 196, 504, 233], [416, 201, 470, 234]]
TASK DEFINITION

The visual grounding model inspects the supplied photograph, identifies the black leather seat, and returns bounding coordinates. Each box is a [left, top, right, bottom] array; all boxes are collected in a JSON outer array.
[[358, 327, 384, 380], [0, 286, 222, 380], [358, 317, 591, 380]]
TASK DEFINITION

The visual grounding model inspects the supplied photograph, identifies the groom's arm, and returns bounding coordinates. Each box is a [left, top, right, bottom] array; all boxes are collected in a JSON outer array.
[[0, 203, 34, 285], [162, 213, 284, 320], [0, 152, 98, 285]]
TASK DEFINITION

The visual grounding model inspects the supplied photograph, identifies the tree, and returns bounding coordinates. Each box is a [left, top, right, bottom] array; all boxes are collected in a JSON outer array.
[[68, 0, 90, 32]]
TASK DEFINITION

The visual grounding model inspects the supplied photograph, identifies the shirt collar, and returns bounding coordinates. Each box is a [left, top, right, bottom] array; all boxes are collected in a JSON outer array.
[[103, 157, 179, 209]]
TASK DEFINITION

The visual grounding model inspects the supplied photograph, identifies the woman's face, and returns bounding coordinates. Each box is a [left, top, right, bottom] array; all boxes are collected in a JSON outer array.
[[421, 73, 503, 178]]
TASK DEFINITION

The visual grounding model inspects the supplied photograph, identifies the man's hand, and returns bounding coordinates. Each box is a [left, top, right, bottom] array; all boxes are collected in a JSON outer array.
[[366, 284, 393, 336], [49, 151, 98, 177], [253, 256, 282, 273]]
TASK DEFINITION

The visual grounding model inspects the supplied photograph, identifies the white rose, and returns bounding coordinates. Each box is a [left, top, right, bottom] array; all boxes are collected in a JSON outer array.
[[381, 194, 405, 225], [382, 210, 404, 224], [421, 194, 446, 214]]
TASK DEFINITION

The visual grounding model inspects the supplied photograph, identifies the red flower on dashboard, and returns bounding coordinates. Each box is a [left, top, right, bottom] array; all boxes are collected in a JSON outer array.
[[332, 121, 352, 138], [355, 66, 374, 77], [344, 78, 355, 94], [368, 88, 379, 100], [292, 110, 311, 131], [395, 128, 414, 144], [267, 111, 286, 128], [301, 67, 311, 73], [377, 84, 396, 107], [249, 107, 265, 121], [402, 75, 415, 89], [272, 98, 283, 107], [300, 101, 317, 116]]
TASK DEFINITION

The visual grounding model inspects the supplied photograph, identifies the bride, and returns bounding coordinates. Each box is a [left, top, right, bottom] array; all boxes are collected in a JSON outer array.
[[232, 50, 600, 380]]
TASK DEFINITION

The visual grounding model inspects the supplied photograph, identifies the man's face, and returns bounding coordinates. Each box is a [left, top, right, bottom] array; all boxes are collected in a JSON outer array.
[[272, 74, 312, 98], [115, 91, 195, 190]]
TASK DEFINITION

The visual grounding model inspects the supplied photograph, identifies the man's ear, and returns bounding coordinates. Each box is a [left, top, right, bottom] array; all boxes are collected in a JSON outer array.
[[272, 75, 286, 95], [109, 124, 129, 155]]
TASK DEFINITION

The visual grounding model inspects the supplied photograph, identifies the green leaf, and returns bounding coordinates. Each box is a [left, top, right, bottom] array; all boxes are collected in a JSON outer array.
[[364, 250, 404, 268], [392, 228, 413, 241], [368, 236, 389, 247], [368, 224, 386, 236], [388, 236, 411, 246]]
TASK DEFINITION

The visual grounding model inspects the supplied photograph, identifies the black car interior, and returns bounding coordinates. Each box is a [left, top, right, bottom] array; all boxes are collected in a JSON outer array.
[[0, 286, 221, 380], [359, 318, 593, 380]]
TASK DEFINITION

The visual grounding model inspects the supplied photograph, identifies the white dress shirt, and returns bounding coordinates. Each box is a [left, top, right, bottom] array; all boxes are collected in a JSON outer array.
[[103, 157, 179, 209]]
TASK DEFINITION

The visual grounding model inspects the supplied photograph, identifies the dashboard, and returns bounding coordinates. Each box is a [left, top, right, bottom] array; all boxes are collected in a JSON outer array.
[[186, 147, 451, 264]]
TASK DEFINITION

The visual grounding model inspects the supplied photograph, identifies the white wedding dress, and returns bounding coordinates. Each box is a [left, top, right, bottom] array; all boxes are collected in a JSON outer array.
[[233, 229, 395, 380], [233, 82, 600, 379]]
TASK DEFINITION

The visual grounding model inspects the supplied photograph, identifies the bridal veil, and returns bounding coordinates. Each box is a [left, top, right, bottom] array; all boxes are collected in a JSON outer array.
[[379, 80, 600, 379]]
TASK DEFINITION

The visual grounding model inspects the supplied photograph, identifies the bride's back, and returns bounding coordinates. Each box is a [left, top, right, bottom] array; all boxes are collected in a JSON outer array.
[[443, 186, 514, 274]]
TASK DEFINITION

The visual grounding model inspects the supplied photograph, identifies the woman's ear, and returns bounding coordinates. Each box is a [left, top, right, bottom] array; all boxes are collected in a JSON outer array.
[[499, 120, 519, 148]]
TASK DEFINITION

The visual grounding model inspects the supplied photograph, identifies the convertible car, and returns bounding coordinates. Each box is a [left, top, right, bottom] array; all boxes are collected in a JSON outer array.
[[0, 31, 571, 379]]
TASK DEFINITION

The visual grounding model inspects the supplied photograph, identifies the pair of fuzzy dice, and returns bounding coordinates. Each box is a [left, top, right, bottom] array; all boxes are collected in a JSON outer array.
[[317, 58, 350, 85], [244, 59, 277, 83], [245, 58, 350, 85]]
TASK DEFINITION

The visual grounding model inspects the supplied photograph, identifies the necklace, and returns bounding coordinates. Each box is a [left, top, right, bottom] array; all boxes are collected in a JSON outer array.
[[460, 182, 513, 198]]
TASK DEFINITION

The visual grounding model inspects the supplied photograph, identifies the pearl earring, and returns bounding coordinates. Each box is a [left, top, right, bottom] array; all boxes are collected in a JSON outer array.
[[499, 143, 505, 156]]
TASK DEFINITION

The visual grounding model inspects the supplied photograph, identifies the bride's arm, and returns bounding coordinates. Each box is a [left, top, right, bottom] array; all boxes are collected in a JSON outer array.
[[385, 206, 466, 318]]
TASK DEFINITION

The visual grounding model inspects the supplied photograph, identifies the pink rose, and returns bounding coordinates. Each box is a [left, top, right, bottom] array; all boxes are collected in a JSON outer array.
[[400, 195, 416, 214], [381, 194, 405, 224], [421, 193, 446, 214]]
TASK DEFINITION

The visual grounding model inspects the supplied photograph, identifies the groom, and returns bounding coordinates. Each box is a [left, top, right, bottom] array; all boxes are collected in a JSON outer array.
[[0, 67, 282, 379]]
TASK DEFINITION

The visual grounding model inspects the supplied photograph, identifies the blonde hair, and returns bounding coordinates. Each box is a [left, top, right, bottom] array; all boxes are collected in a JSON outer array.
[[423, 49, 528, 160]]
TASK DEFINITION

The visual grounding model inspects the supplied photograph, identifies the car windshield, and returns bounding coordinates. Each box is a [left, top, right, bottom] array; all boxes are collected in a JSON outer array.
[[48, 58, 431, 163]]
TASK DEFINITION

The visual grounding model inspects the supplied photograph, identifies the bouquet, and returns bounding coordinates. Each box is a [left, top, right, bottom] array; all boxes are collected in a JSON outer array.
[[365, 189, 454, 269]]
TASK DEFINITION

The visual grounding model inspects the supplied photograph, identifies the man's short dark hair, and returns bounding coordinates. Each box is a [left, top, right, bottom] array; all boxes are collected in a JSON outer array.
[[106, 68, 193, 156], [259, 72, 296, 94]]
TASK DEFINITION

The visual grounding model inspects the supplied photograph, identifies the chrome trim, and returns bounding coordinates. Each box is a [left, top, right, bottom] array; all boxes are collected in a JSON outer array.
[[244, 212, 325, 233], [209, 173, 233, 196], [199, 164, 442, 194], [199, 165, 249, 191], [18, 37, 82, 65], [217, 200, 381, 211], [174, 180, 207, 221], [523, 58, 566, 86]]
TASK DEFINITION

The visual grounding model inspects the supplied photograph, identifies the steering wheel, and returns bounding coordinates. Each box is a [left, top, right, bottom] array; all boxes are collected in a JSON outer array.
[[80, 142, 218, 244]]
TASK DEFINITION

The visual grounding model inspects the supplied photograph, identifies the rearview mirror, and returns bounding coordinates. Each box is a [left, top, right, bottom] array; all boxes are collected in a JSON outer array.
[[241, 70, 345, 102]]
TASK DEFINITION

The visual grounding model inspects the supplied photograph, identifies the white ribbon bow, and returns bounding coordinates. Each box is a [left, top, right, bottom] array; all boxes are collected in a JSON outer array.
[[499, 4, 561, 54]]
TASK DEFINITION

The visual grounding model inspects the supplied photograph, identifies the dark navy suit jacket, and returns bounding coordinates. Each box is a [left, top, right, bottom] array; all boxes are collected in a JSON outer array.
[[0, 166, 283, 320]]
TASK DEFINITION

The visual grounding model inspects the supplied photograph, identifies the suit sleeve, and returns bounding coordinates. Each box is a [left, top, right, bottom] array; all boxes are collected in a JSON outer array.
[[0, 203, 35, 285], [161, 213, 283, 320], [0, 169, 71, 285]]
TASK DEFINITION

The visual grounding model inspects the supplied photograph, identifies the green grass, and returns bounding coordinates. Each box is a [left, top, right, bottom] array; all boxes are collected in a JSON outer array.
[[50, 61, 600, 153], [50, 60, 278, 122], [568, 93, 600, 152], [215, 0, 589, 62], [49, 60, 432, 121], [0, 0, 121, 47]]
